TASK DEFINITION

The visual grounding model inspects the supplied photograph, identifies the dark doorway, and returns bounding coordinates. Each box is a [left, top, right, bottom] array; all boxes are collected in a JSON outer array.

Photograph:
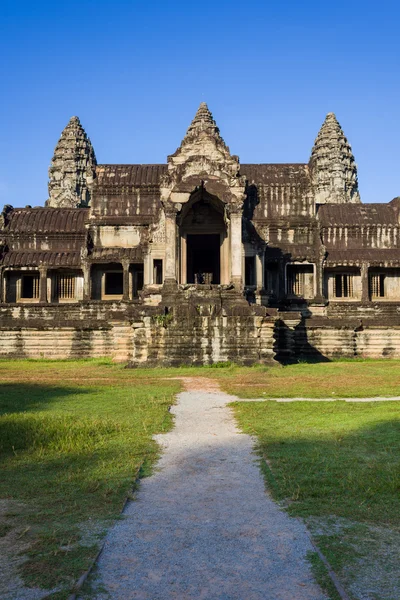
[[187, 234, 220, 284], [105, 271, 123, 296]]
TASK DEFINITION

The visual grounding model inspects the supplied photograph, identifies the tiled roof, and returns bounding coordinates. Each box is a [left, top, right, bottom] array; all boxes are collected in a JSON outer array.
[[241, 164, 309, 184], [326, 249, 400, 266], [94, 163, 310, 187], [1, 251, 82, 267], [318, 204, 397, 226], [95, 165, 167, 186], [4, 208, 88, 232]]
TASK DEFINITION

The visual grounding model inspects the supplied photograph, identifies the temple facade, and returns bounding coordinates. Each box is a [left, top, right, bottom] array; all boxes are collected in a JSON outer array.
[[1, 104, 400, 363]]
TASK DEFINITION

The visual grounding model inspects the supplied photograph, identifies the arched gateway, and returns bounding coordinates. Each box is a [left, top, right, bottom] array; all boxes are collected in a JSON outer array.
[[159, 102, 246, 292], [178, 187, 227, 285]]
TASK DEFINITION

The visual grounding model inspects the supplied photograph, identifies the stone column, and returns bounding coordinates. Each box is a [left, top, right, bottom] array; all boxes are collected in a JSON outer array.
[[313, 261, 327, 303], [314, 243, 327, 302], [0, 268, 3, 303], [256, 252, 265, 290], [164, 207, 178, 285], [143, 253, 151, 287], [278, 259, 286, 300], [122, 261, 130, 301], [255, 252, 265, 305], [361, 263, 369, 302], [230, 210, 243, 287], [83, 263, 91, 301], [180, 234, 187, 284], [39, 267, 48, 303]]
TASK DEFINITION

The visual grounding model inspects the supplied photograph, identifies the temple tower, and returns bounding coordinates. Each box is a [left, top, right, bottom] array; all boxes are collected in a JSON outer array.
[[160, 102, 246, 288], [309, 112, 360, 204], [47, 116, 97, 208]]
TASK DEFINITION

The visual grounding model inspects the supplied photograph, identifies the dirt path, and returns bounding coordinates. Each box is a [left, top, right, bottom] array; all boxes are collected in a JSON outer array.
[[80, 379, 327, 600]]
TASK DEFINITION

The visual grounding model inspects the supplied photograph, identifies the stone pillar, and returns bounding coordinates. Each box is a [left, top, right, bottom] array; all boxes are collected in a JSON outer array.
[[314, 243, 327, 302], [143, 253, 151, 287], [255, 252, 265, 305], [39, 267, 48, 303], [230, 211, 243, 287], [0, 268, 3, 303], [361, 263, 369, 302], [180, 234, 187, 284], [278, 259, 286, 300], [122, 261, 130, 301], [164, 207, 178, 285], [83, 264, 91, 301], [313, 261, 326, 302], [256, 252, 264, 290]]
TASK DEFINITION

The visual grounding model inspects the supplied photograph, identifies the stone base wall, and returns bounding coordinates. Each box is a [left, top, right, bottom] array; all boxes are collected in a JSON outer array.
[[288, 319, 400, 360], [1, 303, 400, 363], [0, 304, 276, 364]]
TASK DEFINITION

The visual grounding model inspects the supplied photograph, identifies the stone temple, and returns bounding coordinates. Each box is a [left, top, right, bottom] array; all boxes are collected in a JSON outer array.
[[1, 103, 400, 362]]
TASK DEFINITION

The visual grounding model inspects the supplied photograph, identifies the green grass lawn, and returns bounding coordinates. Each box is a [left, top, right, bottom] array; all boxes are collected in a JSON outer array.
[[218, 358, 400, 398], [3, 357, 400, 398], [0, 359, 180, 599], [233, 400, 400, 599]]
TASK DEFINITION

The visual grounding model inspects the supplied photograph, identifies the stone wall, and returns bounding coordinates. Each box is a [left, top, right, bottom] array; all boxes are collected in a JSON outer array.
[[0, 304, 276, 364], [0, 304, 399, 363]]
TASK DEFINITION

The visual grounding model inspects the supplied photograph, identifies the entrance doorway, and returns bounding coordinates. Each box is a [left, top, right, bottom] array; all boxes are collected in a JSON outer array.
[[187, 234, 220, 284]]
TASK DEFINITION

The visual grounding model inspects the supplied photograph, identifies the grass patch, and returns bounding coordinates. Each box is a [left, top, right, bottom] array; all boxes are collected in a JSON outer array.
[[307, 551, 342, 600], [3, 357, 400, 399], [220, 359, 400, 398], [0, 360, 179, 597], [233, 400, 400, 598], [233, 401, 400, 523]]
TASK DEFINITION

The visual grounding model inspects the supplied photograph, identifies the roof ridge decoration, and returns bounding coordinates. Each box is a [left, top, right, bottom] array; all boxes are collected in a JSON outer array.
[[309, 112, 360, 205], [47, 116, 97, 209], [167, 102, 239, 174], [181, 102, 229, 150], [161, 102, 246, 210]]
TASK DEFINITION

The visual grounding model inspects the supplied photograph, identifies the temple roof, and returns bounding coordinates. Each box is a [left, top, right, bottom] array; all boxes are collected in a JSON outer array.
[[2, 208, 88, 233], [326, 249, 400, 266], [1, 250, 81, 267], [94, 163, 309, 187], [241, 164, 308, 184], [95, 164, 167, 186], [318, 203, 397, 226], [185, 103, 223, 140]]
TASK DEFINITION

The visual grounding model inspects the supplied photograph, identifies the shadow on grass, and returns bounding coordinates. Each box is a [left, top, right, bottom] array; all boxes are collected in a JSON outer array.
[[0, 383, 91, 415]]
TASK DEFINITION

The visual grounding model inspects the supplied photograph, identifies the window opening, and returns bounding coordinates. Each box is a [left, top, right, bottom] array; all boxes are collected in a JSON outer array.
[[245, 256, 256, 286], [334, 273, 354, 298], [287, 265, 313, 297], [105, 272, 123, 296], [21, 274, 40, 299], [153, 260, 163, 284], [370, 273, 385, 298], [132, 265, 144, 297], [265, 265, 278, 295], [57, 273, 76, 300]]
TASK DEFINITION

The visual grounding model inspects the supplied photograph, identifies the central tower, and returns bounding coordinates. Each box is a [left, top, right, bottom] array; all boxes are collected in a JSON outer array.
[[160, 103, 247, 289]]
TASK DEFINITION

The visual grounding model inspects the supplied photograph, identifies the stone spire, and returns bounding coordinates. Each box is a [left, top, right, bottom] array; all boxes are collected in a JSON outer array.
[[183, 102, 227, 146], [169, 102, 234, 167], [309, 112, 360, 204], [47, 116, 97, 208]]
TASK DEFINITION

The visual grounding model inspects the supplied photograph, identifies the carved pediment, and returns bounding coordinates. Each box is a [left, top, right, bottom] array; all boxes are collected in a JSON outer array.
[[161, 103, 246, 208]]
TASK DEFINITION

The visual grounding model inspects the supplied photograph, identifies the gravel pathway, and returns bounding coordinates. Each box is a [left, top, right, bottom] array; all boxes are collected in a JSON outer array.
[[81, 379, 328, 600]]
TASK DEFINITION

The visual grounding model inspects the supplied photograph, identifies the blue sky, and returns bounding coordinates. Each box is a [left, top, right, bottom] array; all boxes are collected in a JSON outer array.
[[1, 0, 399, 207]]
